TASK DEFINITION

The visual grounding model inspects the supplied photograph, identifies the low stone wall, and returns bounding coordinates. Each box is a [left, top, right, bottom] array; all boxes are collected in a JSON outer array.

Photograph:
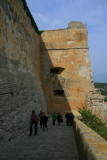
[[73, 118, 107, 160]]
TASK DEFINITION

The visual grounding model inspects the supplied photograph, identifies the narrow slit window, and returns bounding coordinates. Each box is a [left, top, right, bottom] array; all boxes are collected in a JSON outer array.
[[50, 67, 65, 74], [54, 90, 65, 96]]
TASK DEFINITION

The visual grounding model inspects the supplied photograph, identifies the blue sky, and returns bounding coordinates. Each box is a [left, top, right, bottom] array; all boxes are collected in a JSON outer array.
[[26, 0, 107, 82]]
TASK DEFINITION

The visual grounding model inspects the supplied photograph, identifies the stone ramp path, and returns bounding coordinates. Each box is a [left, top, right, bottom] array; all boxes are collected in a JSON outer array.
[[0, 122, 79, 160]]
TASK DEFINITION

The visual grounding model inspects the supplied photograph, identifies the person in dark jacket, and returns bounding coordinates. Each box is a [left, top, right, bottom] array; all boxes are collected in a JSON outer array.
[[29, 110, 38, 136], [69, 112, 74, 126], [41, 112, 48, 131], [65, 112, 70, 126], [57, 112, 62, 125]]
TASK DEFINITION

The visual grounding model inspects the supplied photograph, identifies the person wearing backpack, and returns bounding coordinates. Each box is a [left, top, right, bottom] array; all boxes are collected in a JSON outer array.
[[41, 112, 48, 131], [57, 112, 62, 125], [29, 110, 38, 136]]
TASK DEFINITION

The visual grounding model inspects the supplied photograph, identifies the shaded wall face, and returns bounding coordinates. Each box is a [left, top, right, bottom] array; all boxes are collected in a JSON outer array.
[[41, 29, 94, 113], [0, 0, 47, 146]]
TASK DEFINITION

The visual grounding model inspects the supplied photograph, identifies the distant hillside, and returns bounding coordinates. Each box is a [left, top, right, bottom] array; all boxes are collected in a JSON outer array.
[[94, 83, 107, 95], [94, 83, 107, 88], [94, 83, 107, 102]]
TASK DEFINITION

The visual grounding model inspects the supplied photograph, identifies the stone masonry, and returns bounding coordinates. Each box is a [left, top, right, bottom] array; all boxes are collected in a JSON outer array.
[[41, 21, 94, 114], [0, 122, 79, 160], [0, 0, 47, 146], [0, 0, 95, 146], [87, 91, 107, 123]]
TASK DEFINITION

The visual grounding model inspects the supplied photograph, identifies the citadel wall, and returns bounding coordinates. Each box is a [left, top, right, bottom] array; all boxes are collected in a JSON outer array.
[[41, 22, 94, 114], [0, 0, 95, 146], [0, 0, 47, 146]]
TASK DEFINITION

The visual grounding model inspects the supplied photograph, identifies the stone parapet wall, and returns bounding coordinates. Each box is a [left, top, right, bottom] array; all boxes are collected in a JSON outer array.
[[41, 27, 88, 50], [73, 118, 107, 160]]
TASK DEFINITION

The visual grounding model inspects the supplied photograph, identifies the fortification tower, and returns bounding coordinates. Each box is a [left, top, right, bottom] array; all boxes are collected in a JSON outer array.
[[40, 21, 94, 114]]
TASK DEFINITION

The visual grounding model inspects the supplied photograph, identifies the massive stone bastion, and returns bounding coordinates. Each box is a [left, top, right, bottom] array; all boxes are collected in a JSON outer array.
[[0, 0, 94, 145], [0, 0, 47, 146]]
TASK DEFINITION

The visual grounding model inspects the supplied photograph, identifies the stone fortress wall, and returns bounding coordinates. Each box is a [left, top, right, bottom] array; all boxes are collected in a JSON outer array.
[[0, 0, 105, 147], [41, 22, 94, 114], [0, 0, 47, 146]]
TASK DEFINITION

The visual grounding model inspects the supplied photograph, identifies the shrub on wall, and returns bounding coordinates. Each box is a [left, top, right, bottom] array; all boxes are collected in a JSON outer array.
[[79, 108, 107, 141]]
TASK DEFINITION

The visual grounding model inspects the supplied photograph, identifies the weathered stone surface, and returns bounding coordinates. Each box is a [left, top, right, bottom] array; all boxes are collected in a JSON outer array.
[[87, 91, 107, 123], [74, 118, 107, 160], [41, 27, 88, 50], [68, 21, 86, 29], [41, 23, 94, 113], [0, 0, 47, 146], [1, 0, 103, 150], [0, 122, 79, 160]]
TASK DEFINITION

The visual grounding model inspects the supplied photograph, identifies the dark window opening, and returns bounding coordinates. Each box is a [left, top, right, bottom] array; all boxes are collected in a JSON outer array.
[[50, 67, 65, 74], [54, 90, 65, 96]]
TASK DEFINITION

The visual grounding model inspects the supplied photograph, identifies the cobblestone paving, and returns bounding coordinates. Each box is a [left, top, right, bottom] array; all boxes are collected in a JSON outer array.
[[0, 121, 79, 160]]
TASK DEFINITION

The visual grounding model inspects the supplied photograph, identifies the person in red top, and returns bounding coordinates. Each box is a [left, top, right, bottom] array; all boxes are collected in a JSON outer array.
[[29, 110, 38, 136]]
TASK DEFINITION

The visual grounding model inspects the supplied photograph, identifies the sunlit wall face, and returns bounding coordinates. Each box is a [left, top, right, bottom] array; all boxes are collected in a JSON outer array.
[[26, 0, 107, 83], [40, 22, 94, 113]]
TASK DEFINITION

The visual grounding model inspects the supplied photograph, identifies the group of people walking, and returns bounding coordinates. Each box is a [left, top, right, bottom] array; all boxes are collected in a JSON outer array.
[[29, 110, 74, 136], [29, 110, 48, 136], [51, 112, 63, 125]]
